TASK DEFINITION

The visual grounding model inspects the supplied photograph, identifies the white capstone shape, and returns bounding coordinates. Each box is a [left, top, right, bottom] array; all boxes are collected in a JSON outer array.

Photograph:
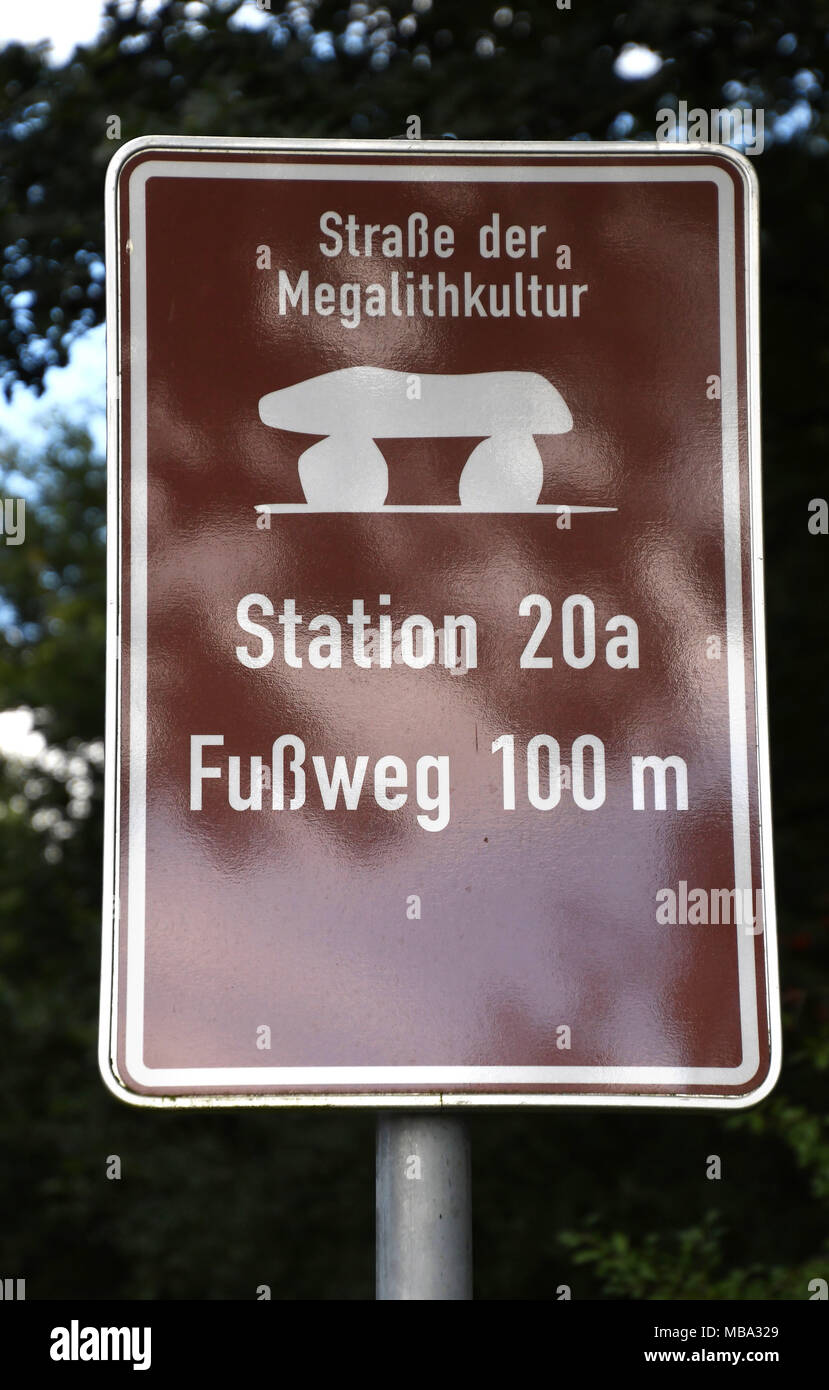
[[258, 366, 573, 510]]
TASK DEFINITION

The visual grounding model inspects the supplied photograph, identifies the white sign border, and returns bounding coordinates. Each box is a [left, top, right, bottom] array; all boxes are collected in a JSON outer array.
[[100, 137, 780, 1109]]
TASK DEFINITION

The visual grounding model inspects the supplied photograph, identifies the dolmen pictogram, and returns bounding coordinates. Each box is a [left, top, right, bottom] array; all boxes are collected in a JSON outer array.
[[258, 366, 573, 511]]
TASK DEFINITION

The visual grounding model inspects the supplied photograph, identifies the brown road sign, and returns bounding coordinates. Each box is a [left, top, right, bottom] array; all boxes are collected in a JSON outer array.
[[101, 138, 779, 1108]]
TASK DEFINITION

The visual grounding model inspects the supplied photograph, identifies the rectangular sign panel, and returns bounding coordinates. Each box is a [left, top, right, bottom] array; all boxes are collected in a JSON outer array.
[[101, 137, 779, 1107]]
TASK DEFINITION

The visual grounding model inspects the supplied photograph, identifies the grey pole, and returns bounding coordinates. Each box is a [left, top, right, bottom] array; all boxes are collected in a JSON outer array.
[[376, 1112, 472, 1300]]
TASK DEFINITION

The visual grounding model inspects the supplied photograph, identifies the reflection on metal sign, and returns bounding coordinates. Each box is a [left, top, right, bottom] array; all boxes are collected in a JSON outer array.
[[101, 138, 779, 1108]]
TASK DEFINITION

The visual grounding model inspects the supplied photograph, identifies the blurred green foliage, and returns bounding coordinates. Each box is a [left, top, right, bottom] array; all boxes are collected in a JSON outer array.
[[0, 0, 827, 1298]]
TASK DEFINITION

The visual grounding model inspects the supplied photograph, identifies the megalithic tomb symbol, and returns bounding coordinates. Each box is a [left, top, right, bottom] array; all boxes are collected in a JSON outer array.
[[257, 366, 573, 511]]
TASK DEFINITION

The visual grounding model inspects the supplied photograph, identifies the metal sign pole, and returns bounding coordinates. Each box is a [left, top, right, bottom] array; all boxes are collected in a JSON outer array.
[[375, 1112, 473, 1300]]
